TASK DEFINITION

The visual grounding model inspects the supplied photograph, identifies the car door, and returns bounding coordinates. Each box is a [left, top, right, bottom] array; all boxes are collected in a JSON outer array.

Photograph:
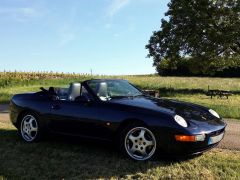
[[47, 85, 112, 139]]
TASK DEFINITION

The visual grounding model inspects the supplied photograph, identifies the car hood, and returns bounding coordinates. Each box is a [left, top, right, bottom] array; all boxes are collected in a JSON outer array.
[[109, 96, 225, 127]]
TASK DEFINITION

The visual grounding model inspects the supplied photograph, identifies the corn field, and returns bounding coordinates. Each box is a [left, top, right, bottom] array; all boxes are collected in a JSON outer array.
[[0, 71, 92, 88], [1, 71, 240, 91]]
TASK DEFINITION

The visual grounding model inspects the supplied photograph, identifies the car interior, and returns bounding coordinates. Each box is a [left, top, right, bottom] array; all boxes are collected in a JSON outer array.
[[42, 81, 128, 102], [67, 83, 81, 101], [43, 82, 94, 102]]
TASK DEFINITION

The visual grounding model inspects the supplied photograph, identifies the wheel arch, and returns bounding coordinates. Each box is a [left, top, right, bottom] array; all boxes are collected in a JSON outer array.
[[115, 118, 149, 136], [115, 118, 159, 161]]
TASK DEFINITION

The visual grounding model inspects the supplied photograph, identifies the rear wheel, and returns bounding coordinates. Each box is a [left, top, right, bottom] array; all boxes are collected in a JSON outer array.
[[119, 124, 157, 161], [19, 113, 42, 142]]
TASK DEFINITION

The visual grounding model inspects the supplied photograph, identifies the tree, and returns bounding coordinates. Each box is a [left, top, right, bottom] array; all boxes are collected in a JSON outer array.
[[146, 0, 240, 75]]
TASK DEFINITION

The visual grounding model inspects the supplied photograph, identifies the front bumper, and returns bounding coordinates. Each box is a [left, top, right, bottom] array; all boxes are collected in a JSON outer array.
[[157, 127, 226, 156]]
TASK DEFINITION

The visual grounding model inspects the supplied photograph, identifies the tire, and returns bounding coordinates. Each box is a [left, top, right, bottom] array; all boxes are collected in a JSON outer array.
[[119, 123, 157, 161], [18, 112, 42, 143]]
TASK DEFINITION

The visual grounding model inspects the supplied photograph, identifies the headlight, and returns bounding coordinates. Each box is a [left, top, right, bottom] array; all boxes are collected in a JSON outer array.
[[174, 115, 188, 127], [209, 109, 220, 118]]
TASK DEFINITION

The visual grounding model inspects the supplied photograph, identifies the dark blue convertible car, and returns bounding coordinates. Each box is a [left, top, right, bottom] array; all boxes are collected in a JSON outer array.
[[10, 79, 226, 161]]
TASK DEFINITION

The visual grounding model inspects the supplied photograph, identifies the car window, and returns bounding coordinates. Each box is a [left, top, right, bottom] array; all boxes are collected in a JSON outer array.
[[87, 80, 142, 101], [108, 81, 132, 96], [87, 81, 98, 94]]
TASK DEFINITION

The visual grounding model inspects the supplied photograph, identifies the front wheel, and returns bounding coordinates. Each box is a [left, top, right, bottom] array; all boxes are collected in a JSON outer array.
[[19, 113, 42, 142], [120, 125, 157, 161]]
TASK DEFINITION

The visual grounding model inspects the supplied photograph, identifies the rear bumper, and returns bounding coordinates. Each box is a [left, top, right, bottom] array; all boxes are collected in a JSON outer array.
[[9, 100, 19, 128]]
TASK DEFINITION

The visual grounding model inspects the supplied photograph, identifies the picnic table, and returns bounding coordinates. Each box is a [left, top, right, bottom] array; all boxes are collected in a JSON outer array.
[[207, 89, 232, 99]]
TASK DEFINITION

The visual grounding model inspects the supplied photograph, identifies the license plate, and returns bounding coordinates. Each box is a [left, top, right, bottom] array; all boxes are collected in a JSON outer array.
[[208, 132, 224, 145]]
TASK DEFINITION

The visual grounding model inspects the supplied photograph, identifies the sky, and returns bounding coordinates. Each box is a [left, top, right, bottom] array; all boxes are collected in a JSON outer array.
[[0, 0, 169, 75]]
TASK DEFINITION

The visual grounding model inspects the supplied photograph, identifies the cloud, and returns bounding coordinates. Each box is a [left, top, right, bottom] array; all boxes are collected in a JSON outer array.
[[107, 0, 130, 17], [0, 7, 38, 17], [18, 8, 36, 16], [0, 6, 43, 22]]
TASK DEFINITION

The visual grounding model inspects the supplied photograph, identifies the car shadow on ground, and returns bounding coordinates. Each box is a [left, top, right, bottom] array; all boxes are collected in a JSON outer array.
[[0, 128, 200, 179]]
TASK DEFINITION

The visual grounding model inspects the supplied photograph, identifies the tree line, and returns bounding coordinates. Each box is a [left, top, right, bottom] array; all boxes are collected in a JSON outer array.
[[146, 0, 240, 77]]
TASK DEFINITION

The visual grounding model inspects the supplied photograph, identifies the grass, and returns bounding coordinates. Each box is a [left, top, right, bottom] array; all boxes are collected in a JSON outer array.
[[167, 94, 240, 119], [1, 72, 240, 91], [124, 76, 240, 92], [0, 122, 240, 179], [0, 86, 43, 103], [1, 72, 240, 119]]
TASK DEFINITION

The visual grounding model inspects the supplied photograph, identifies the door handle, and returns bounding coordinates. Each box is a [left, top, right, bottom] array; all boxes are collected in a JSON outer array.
[[51, 104, 61, 110]]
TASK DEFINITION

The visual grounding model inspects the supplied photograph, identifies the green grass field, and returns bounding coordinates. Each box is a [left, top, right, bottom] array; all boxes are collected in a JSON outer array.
[[166, 94, 240, 119], [0, 122, 240, 179], [1, 72, 240, 119], [1, 72, 240, 179], [125, 76, 240, 92]]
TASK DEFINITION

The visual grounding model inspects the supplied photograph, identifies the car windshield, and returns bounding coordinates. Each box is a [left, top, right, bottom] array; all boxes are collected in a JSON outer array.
[[87, 80, 143, 101]]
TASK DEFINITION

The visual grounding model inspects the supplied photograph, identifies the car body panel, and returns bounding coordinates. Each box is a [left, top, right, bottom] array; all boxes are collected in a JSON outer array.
[[10, 79, 227, 156]]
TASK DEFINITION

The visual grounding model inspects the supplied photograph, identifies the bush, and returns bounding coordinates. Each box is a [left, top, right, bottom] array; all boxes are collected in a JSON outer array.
[[157, 56, 240, 77]]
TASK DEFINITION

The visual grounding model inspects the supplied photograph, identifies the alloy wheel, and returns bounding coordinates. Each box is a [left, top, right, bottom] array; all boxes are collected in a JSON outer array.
[[20, 115, 38, 142], [124, 127, 156, 161]]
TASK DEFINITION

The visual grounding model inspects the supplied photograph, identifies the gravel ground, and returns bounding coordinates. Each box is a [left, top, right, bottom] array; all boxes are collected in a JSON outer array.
[[0, 104, 239, 150]]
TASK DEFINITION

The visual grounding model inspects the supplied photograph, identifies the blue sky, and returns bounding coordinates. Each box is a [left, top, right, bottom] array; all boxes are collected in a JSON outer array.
[[0, 0, 169, 75]]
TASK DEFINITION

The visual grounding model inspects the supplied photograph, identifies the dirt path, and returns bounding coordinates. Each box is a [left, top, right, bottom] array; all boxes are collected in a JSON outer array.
[[218, 119, 240, 150], [0, 104, 9, 124], [0, 104, 239, 150], [0, 104, 8, 113]]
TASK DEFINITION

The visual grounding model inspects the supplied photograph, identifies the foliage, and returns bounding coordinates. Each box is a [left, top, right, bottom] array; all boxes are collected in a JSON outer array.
[[157, 56, 240, 76], [146, 0, 240, 75], [0, 71, 92, 88]]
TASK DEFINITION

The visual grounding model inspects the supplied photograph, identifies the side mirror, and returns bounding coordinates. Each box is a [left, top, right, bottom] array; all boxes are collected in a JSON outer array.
[[75, 95, 92, 103]]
